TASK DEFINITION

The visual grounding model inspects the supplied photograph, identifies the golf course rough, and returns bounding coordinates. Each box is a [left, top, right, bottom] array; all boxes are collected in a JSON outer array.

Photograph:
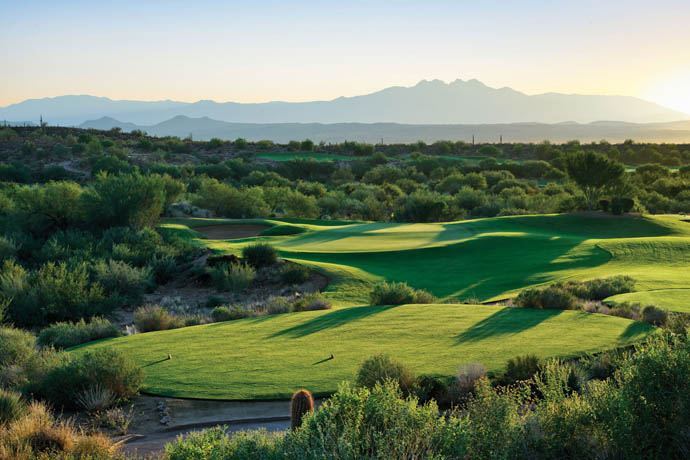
[[76, 213, 688, 399]]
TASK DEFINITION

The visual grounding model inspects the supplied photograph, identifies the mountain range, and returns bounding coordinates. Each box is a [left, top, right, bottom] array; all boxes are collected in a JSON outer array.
[[78, 115, 690, 144], [1, 79, 687, 127]]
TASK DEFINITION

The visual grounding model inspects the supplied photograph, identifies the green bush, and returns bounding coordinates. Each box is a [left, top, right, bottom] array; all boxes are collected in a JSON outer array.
[[242, 242, 278, 268], [0, 389, 26, 426], [211, 305, 255, 322], [642, 305, 668, 326], [280, 263, 310, 285], [540, 286, 577, 309], [37, 318, 120, 349], [356, 354, 417, 396], [92, 259, 152, 302], [0, 326, 36, 368], [503, 354, 540, 384], [369, 281, 435, 305], [582, 275, 635, 300], [133, 305, 184, 332], [28, 348, 143, 409], [515, 286, 577, 309], [291, 293, 332, 312], [208, 262, 255, 292]]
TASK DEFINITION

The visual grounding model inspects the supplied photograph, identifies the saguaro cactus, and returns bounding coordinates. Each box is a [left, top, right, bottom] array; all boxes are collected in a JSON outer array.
[[290, 389, 314, 429]]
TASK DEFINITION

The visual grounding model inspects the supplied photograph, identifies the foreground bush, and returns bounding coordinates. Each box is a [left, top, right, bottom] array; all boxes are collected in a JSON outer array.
[[37, 318, 120, 349], [0, 400, 117, 460], [369, 281, 436, 305], [242, 242, 278, 268], [642, 305, 668, 326]]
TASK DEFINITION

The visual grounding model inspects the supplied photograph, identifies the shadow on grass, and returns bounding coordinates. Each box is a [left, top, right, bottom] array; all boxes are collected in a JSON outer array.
[[619, 321, 655, 339], [268, 305, 397, 339], [142, 358, 169, 368], [454, 308, 563, 344]]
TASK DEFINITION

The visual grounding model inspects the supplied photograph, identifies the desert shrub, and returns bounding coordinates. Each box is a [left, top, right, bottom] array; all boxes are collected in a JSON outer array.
[[515, 286, 576, 309], [415, 374, 451, 405], [356, 354, 417, 396], [514, 288, 542, 309], [369, 281, 435, 305], [666, 313, 690, 335], [148, 254, 178, 284], [37, 318, 119, 349], [259, 225, 306, 236], [289, 381, 444, 459], [0, 326, 36, 368], [133, 305, 183, 332], [74, 385, 116, 412], [28, 348, 143, 409], [165, 426, 283, 460], [0, 400, 116, 459], [264, 297, 291, 315], [642, 305, 668, 326], [94, 405, 136, 436], [280, 263, 310, 285], [608, 302, 641, 320], [242, 242, 278, 268], [456, 363, 487, 394], [211, 305, 255, 322], [290, 389, 314, 430], [539, 286, 577, 309], [208, 262, 255, 292], [291, 293, 332, 312], [582, 275, 635, 300], [92, 259, 152, 302], [503, 354, 540, 384], [0, 390, 26, 426], [207, 137, 224, 149]]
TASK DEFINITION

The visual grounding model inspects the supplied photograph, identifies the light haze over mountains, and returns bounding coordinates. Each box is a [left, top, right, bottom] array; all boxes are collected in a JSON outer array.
[[2, 79, 688, 143]]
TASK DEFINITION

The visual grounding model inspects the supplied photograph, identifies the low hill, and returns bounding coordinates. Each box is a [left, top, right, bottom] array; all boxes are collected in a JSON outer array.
[[79, 115, 690, 143]]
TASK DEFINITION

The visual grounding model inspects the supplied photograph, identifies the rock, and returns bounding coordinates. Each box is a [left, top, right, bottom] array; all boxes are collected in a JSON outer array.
[[160, 416, 170, 425]]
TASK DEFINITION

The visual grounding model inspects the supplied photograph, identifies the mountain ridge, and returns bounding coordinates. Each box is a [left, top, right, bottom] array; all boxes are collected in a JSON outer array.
[[2, 79, 687, 126], [79, 115, 690, 144]]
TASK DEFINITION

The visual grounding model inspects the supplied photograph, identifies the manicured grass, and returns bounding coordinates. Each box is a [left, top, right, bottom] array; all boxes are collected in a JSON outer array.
[[175, 214, 690, 305], [74, 304, 654, 399], [605, 289, 690, 313], [257, 152, 357, 162]]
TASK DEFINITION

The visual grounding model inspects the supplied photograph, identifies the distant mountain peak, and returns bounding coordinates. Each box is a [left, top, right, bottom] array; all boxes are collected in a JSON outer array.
[[2, 78, 687, 126]]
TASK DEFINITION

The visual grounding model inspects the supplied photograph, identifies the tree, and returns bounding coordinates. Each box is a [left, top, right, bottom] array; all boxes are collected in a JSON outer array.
[[565, 151, 624, 210]]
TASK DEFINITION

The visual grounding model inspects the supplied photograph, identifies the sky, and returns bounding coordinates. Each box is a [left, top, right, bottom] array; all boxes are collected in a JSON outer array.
[[2, 0, 690, 113]]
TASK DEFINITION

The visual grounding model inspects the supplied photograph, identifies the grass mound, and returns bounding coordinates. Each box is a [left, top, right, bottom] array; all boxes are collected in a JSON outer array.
[[73, 304, 655, 399]]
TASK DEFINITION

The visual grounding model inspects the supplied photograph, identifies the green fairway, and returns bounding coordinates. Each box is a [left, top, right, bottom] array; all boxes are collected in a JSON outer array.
[[256, 152, 356, 162], [74, 304, 654, 399], [605, 289, 690, 313], [174, 213, 690, 305], [77, 213, 688, 400]]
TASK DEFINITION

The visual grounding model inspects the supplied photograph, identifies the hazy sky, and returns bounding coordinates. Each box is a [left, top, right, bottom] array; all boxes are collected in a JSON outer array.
[[2, 0, 690, 113]]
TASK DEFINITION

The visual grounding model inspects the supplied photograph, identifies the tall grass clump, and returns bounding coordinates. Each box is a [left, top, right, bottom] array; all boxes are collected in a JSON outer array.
[[456, 363, 487, 394], [133, 305, 184, 332], [242, 242, 278, 268], [369, 281, 436, 305], [209, 262, 255, 292], [0, 390, 26, 426], [37, 318, 119, 349]]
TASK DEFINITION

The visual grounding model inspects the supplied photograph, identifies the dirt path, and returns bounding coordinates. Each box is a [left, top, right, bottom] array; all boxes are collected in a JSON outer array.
[[195, 224, 270, 239]]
